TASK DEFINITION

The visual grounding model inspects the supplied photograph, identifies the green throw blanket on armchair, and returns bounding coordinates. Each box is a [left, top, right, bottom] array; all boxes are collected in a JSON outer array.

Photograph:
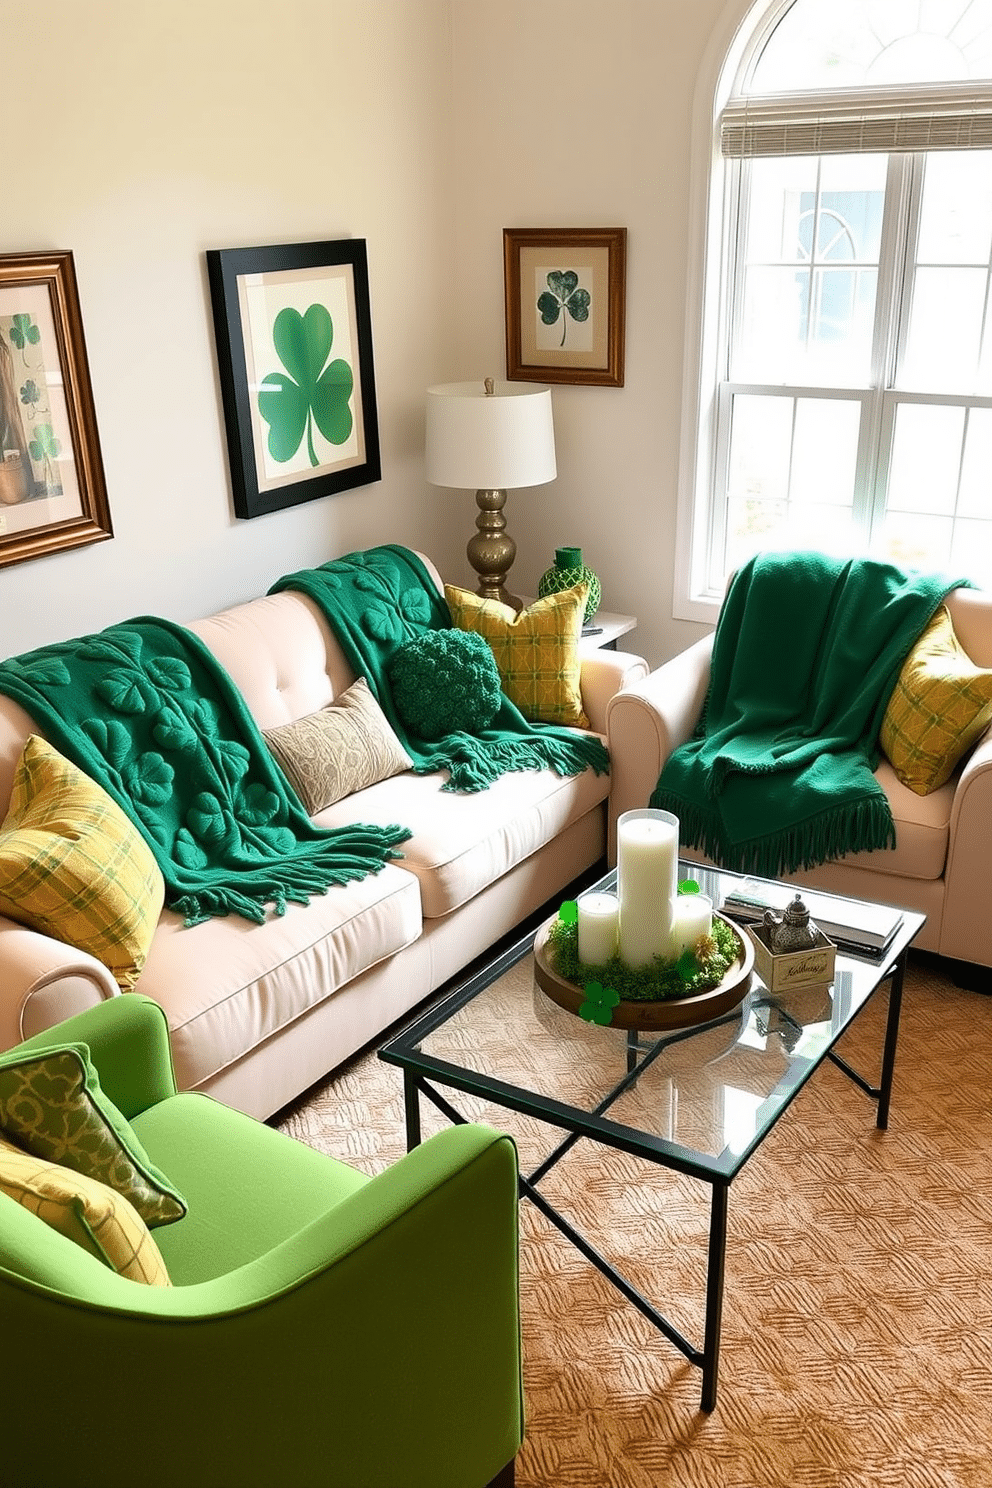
[[269, 544, 610, 791], [650, 551, 969, 877], [0, 618, 411, 926]]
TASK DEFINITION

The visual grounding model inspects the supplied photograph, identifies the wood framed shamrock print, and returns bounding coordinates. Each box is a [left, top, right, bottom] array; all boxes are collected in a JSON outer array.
[[207, 239, 381, 519], [0, 250, 112, 568], [503, 228, 627, 388]]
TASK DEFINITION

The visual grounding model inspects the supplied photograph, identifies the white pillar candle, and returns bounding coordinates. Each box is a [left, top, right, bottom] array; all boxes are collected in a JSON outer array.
[[670, 894, 713, 957], [616, 809, 679, 968], [577, 891, 619, 965]]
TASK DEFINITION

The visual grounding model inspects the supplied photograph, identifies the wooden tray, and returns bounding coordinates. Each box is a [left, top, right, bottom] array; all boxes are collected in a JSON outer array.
[[533, 912, 754, 1031]]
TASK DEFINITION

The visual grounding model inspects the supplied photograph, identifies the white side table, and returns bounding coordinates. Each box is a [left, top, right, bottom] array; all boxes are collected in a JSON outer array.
[[579, 610, 637, 653]]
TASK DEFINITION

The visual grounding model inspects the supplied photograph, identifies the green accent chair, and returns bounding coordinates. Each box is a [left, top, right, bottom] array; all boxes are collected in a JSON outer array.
[[0, 995, 523, 1488]]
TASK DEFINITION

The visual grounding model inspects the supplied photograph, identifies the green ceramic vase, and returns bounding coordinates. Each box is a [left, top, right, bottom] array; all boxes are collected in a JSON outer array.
[[538, 547, 601, 623]]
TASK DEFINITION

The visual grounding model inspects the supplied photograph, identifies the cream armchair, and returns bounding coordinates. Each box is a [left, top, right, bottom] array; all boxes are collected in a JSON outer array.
[[606, 584, 992, 973]]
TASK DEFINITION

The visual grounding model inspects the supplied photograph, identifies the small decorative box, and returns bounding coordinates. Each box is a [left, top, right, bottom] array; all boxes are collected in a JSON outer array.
[[747, 921, 837, 992]]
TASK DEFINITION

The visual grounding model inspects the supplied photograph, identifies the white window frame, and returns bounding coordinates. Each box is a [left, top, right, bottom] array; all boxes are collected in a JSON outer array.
[[673, 0, 992, 623]]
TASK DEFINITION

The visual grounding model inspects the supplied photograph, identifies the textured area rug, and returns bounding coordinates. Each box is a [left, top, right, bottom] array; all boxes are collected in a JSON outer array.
[[275, 951, 992, 1488]]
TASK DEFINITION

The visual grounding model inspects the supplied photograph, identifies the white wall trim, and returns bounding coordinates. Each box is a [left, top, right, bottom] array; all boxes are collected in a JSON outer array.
[[671, 0, 793, 624]]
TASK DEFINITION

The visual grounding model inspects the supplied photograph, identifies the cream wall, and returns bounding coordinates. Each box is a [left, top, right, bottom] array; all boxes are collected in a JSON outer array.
[[445, 0, 734, 666], [1, 0, 744, 668], [0, 0, 456, 657]]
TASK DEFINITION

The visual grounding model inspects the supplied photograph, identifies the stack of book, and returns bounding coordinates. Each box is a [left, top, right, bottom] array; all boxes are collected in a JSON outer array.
[[720, 877, 905, 958]]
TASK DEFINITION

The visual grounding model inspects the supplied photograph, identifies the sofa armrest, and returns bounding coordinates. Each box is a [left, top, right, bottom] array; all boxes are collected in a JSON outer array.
[[937, 725, 992, 965], [579, 647, 649, 734], [0, 916, 119, 1051], [604, 633, 714, 862]]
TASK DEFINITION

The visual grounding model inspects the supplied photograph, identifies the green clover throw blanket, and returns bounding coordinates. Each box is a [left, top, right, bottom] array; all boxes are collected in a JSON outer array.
[[269, 544, 610, 790], [0, 617, 411, 926], [650, 551, 969, 878]]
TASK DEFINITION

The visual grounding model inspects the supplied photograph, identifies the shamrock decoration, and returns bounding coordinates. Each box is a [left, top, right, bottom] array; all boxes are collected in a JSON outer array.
[[674, 950, 699, 985], [8, 313, 40, 357], [28, 422, 60, 465], [558, 900, 578, 925], [28, 423, 62, 491], [678, 879, 700, 895], [578, 980, 620, 1026], [19, 379, 41, 410], [257, 304, 354, 468], [537, 270, 591, 348]]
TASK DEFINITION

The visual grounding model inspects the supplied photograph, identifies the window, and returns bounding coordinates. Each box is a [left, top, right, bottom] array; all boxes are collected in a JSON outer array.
[[676, 0, 992, 619]]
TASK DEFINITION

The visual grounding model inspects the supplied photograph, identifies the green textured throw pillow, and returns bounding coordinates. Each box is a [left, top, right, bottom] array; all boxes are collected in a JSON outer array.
[[0, 1043, 186, 1228], [387, 629, 503, 740]]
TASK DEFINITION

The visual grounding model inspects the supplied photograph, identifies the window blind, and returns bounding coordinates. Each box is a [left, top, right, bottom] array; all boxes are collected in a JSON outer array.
[[721, 85, 992, 157]]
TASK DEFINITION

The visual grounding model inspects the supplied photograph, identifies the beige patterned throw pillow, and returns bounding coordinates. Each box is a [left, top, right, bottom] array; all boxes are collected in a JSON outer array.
[[263, 677, 413, 815]]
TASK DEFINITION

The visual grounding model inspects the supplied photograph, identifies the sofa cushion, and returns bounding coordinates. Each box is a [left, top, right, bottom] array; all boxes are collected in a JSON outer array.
[[0, 1043, 187, 1226], [316, 752, 610, 918], [881, 605, 992, 795], [0, 1133, 172, 1284], [135, 863, 423, 1093], [0, 735, 164, 991], [263, 678, 412, 814], [682, 758, 953, 884], [840, 758, 954, 880], [444, 583, 590, 728]]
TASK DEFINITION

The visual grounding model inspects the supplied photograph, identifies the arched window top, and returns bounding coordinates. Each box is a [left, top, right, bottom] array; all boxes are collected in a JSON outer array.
[[746, 0, 992, 95]]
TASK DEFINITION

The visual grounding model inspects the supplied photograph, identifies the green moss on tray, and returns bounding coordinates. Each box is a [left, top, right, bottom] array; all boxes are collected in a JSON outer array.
[[546, 914, 739, 1003]]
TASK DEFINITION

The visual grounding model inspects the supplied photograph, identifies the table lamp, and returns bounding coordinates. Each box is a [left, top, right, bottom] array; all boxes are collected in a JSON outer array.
[[425, 377, 556, 610]]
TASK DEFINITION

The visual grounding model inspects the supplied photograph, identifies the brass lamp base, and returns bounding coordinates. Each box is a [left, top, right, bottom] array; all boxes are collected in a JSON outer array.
[[467, 487, 523, 611]]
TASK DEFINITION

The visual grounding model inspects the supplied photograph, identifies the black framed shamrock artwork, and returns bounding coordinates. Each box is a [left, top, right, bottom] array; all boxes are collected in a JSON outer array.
[[206, 239, 381, 519], [503, 228, 626, 388]]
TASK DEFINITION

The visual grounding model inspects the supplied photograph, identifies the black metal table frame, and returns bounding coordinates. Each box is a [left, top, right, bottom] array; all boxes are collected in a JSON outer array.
[[382, 922, 915, 1412]]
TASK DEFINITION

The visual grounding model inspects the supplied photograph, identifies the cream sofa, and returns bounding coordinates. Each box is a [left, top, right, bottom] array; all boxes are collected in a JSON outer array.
[[606, 583, 992, 971], [0, 554, 648, 1119]]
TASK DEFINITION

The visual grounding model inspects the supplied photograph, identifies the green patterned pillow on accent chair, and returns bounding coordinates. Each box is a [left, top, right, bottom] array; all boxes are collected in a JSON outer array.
[[0, 1043, 186, 1227]]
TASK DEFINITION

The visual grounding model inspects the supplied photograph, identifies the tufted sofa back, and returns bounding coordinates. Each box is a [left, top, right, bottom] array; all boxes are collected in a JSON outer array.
[[0, 552, 446, 819]]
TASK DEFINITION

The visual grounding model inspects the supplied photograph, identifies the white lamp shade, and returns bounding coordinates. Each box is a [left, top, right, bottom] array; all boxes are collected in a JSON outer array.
[[426, 380, 556, 490]]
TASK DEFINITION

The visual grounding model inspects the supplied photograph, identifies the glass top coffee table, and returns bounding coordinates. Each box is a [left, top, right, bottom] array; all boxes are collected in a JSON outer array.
[[379, 862, 925, 1411]]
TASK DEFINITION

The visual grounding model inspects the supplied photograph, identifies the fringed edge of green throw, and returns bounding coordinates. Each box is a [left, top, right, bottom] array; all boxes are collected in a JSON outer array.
[[415, 731, 610, 793], [649, 786, 896, 879], [169, 824, 412, 927]]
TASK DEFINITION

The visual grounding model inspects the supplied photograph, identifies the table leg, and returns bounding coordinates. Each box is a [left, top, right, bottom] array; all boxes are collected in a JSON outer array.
[[701, 1182, 729, 1412], [626, 1028, 639, 1075], [404, 1069, 422, 1150], [876, 949, 907, 1131]]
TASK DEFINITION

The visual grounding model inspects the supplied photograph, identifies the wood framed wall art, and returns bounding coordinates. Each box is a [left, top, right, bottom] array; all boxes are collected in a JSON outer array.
[[503, 228, 627, 387], [0, 250, 112, 569], [207, 239, 381, 519]]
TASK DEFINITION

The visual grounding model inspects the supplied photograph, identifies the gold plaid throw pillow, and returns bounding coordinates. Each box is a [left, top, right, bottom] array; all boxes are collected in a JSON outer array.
[[0, 735, 165, 989], [444, 582, 589, 728], [880, 605, 992, 796], [0, 1134, 172, 1284]]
